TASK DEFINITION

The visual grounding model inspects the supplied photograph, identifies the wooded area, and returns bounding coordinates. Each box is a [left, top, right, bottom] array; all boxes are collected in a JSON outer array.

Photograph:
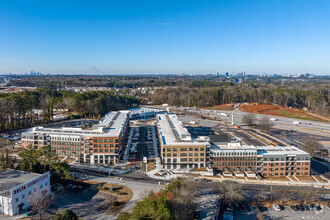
[[0, 89, 139, 132]]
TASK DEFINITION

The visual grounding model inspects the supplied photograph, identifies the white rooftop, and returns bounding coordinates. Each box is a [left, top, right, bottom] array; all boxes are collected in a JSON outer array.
[[0, 170, 41, 197], [256, 146, 309, 156], [25, 111, 129, 137], [210, 142, 256, 150], [157, 113, 209, 146]]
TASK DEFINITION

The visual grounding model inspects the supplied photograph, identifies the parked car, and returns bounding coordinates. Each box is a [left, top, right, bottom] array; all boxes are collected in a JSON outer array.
[[273, 204, 281, 211], [290, 206, 298, 211], [65, 184, 73, 190], [307, 205, 314, 211], [257, 206, 268, 212], [302, 204, 309, 211]]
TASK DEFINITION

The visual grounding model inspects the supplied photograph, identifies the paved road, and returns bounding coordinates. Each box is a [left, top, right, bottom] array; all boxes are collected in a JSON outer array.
[[161, 106, 330, 136]]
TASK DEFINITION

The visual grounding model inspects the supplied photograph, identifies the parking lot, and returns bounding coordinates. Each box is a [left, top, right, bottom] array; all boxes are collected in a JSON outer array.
[[234, 204, 330, 220], [46, 183, 117, 220]]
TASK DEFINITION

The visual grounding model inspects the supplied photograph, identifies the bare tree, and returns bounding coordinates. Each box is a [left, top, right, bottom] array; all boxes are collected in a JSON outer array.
[[274, 188, 288, 204], [258, 117, 273, 133], [242, 114, 255, 126], [172, 178, 199, 220], [254, 189, 266, 205], [215, 180, 245, 206], [303, 138, 322, 156], [0, 147, 16, 170], [29, 190, 54, 219], [297, 187, 321, 204]]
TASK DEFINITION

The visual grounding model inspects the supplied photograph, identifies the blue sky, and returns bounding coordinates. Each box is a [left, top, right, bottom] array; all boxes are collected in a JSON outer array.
[[0, 0, 329, 75]]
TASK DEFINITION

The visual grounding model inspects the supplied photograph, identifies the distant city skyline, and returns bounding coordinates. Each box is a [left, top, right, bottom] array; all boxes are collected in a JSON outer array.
[[0, 0, 330, 75]]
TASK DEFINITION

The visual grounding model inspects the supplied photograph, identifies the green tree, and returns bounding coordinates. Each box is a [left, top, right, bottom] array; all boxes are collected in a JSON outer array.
[[53, 210, 78, 220]]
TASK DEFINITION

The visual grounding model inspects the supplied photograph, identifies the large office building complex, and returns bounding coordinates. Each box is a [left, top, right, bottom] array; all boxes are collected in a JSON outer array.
[[22, 111, 130, 164], [21, 108, 311, 178]]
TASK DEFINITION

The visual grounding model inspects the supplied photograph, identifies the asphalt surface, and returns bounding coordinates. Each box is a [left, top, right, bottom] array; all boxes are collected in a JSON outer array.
[[161, 106, 330, 136]]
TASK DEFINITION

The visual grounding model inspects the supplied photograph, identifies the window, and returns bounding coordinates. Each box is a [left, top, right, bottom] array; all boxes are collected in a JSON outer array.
[[105, 139, 109, 142], [94, 139, 98, 143], [189, 148, 193, 151], [99, 139, 103, 143], [167, 148, 171, 151], [181, 148, 187, 151], [181, 158, 187, 162], [105, 144, 109, 147], [200, 153, 204, 156], [99, 144, 103, 148], [110, 139, 114, 142], [180, 153, 187, 156], [105, 149, 109, 152], [189, 153, 193, 156], [45, 182, 47, 186], [22, 194, 25, 199], [28, 191, 31, 195], [99, 149, 103, 152], [16, 198, 19, 202], [173, 148, 177, 151], [173, 153, 177, 156], [189, 158, 193, 161], [40, 184, 43, 189], [195, 153, 199, 156], [167, 153, 171, 157], [94, 149, 98, 152], [194, 158, 198, 161], [200, 158, 204, 161], [200, 148, 204, 151]]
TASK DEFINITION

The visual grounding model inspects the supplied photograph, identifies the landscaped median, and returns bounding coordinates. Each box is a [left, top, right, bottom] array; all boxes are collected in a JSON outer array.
[[90, 181, 132, 214]]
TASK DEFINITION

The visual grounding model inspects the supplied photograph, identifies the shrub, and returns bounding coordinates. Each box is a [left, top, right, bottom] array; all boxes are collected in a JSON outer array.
[[112, 201, 121, 206]]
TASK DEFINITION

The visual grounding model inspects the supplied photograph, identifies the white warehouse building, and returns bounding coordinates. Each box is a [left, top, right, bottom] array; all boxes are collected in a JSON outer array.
[[0, 170, 50, 216]]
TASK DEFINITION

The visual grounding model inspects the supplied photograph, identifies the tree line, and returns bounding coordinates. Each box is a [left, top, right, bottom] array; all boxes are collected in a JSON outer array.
[[0, 89, 139, 132], [152, 83, 330, 117]]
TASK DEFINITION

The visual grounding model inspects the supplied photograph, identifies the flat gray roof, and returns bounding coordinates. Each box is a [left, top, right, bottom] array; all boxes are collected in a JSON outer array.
[[0, 170, 40, 198]]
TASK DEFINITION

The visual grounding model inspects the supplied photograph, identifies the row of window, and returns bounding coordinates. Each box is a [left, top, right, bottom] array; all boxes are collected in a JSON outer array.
[[216, 167, 255, 171], [164, 147, 205, 152], [263, 156, 310, 161], [213, 162, 256, 166], [93, 149, 118, 153], [264, 162, 309, 166], [15, 182, 47, 203], [93, 139, 119, 143], [263, 172, 309, 176], [52, 147, 80, 151], [264, 167, 309, 171], [165, 153, 205, 157], [213, 157, 256, 161], [93, 144, 118, 148], [50, 137, 82, 141], [212, 151, 256, 156], [163, 158, 204, 163], [51, 142, 81, 146]]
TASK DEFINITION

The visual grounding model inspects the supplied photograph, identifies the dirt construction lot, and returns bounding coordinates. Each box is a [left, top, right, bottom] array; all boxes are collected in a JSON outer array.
[[240, 104, 329, 122]]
